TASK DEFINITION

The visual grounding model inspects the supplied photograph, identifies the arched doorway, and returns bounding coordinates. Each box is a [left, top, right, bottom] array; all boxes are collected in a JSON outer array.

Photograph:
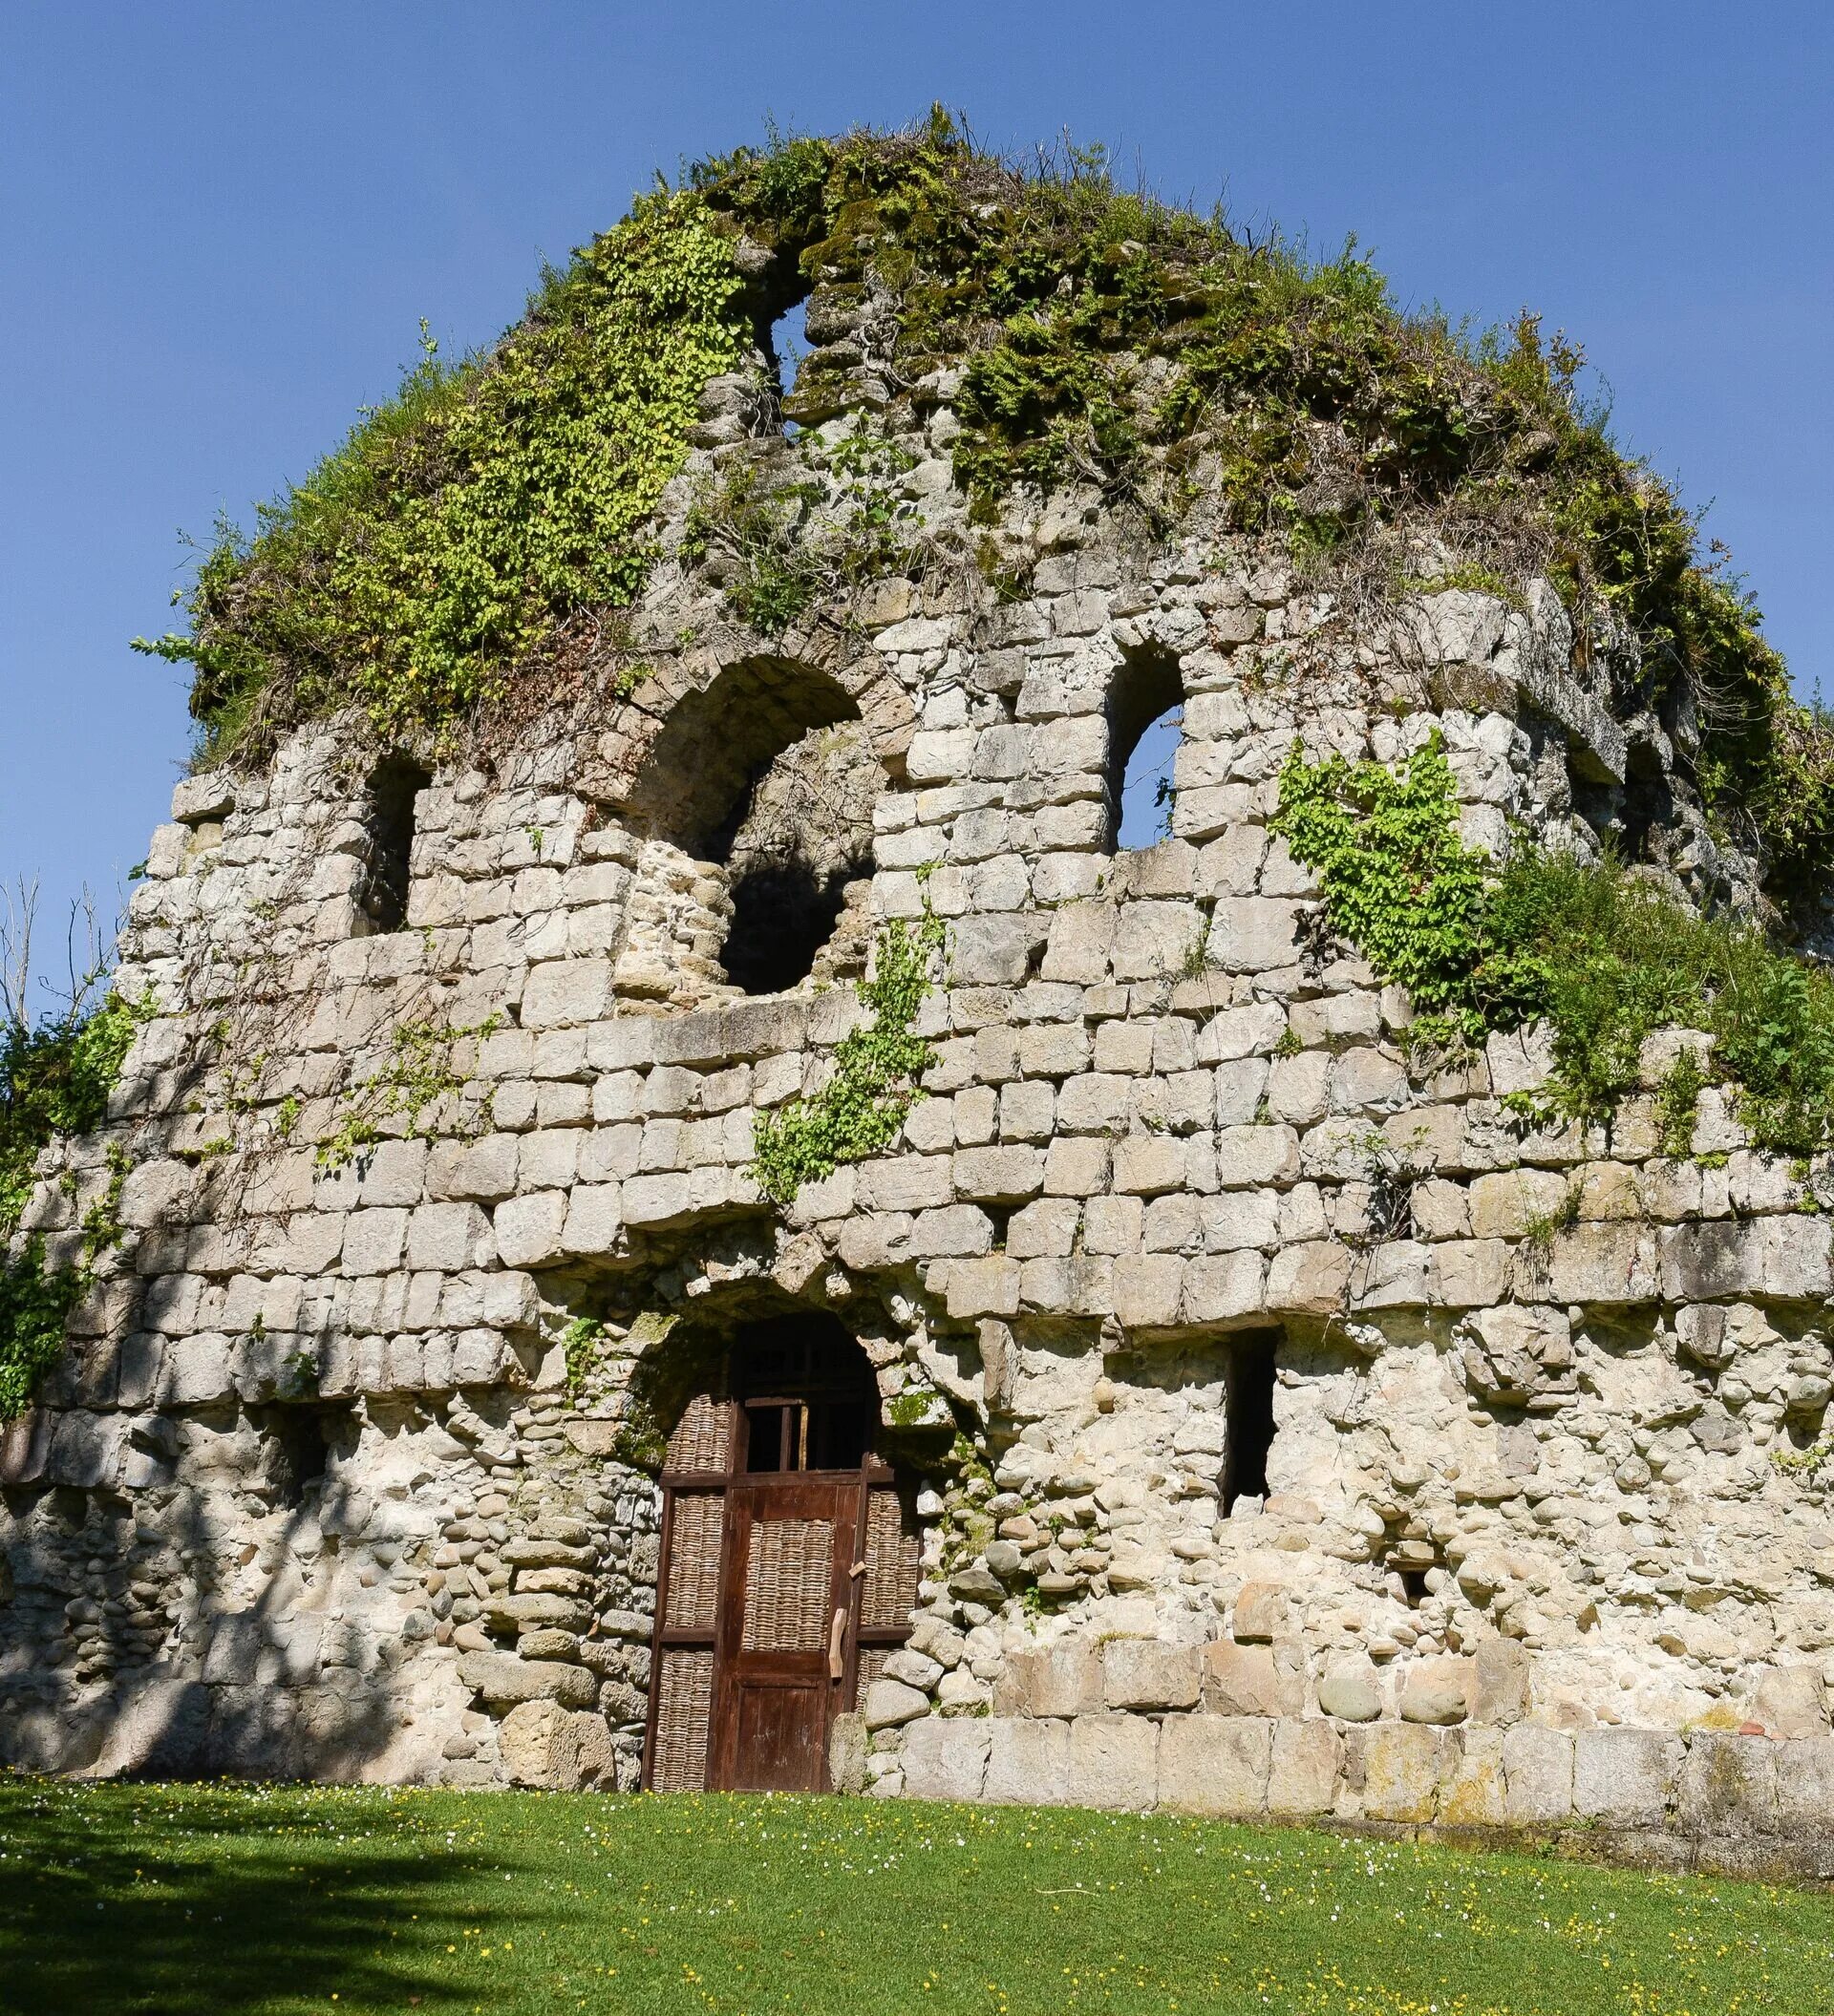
[[643, 1315, 921, 1793]]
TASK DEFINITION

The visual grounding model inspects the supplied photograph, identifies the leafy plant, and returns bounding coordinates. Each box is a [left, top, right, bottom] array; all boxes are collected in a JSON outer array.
[[316, 1013, 499, 1173], [749, 899, 946, 1202], [1278, 733, 1834, 1158]]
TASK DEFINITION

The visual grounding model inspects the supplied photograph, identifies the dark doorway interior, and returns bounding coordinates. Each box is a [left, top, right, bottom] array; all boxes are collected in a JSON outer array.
[[1222, 1331, 1279, 1512]]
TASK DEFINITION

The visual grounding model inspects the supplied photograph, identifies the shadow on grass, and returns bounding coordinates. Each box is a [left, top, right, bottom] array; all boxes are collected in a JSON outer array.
[[0, 1779, 507, 2016]]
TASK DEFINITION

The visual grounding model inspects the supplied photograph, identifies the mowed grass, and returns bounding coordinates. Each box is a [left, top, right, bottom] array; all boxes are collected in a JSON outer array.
[[3, 1778, 1832, 2015]]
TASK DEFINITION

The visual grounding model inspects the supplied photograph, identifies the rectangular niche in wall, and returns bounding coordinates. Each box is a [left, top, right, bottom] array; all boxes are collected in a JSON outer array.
[[358, 756, 433, 935], [1222, 1330, 1279, 1513]]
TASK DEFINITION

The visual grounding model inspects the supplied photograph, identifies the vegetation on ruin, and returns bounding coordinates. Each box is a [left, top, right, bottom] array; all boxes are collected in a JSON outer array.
[[1277, 732, 1834, 1160], [315, 1011, 500, 1174], [5, 1777, 1830, 2014], [749, 899, 945, 1203], [140, 113, 1832, 907], [136, 196, 754, 762], [0, 953, 144, 1421]]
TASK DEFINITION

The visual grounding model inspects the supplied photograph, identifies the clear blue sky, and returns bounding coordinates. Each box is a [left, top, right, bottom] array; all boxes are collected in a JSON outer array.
[[3, 2, 1829, 1005]]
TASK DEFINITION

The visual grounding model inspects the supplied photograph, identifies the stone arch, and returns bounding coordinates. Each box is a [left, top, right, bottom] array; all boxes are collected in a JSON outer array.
[[613, 647, 914, 998]]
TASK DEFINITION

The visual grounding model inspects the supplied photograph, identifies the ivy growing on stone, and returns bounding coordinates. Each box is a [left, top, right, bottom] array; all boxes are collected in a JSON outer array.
[[1276, 735, 1834, 1159], [749, 900, 945, 1203], [1, 992, 145, 1422]]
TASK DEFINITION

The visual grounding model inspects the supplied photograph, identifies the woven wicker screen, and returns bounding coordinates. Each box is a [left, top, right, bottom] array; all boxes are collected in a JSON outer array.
[[862, 1487, 921, 1631], [667, 1390, 734, 1474], [740, 1517, 834, 1651], [651, 1648, 715, 1793], [662, 1492, 723, 1633]]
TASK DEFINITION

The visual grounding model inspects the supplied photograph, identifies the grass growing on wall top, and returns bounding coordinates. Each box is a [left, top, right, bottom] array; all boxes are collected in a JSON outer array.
[[137, 192, 754, 762], [3, 1778, 1829, 2015], [141, 113, 1834, 908]]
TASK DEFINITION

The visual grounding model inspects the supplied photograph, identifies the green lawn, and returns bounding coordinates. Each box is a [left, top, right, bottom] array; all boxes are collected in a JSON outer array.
[[2, 1778, 1829, 2014]]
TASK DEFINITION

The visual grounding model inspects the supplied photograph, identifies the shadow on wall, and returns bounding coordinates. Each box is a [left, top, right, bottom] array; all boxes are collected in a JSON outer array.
[[0, 1778, 497, 2014], [0, 1400, 406, 1782]]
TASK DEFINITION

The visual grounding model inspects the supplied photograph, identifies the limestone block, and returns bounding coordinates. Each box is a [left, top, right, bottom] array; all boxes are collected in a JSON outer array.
[[1572, 1728, 1680, 1828], [952, 1146, 1045, 1202], [1158, 1714, 1270, 1817], [1065, 1712, 1159, 1811], [1213, 1124, 1300, 1188], [1265, 1241, 1352, 1315], [1362, 1724, 1448, 1823], [945, 1257, 1022, 1319], [1317, 1655, 1384, 1723], [561, 1184, 623, 1256], [1207, 899, 1302, 973], [1111, 902, 1202, 983], [1546, 1222, 1657, 1305], [1659, 1221, 1767, 1304], [985, 1715, 1072, 1804], [159, 1332, 235, 1406], [427, 1132, 520, 1202], [1503, 1724, 1574, 1825], [1752, 1665, 1830, 1739], [119, 1158, 197, 1229], [499, 1700, 617, 1790], [619, 1173, 694, 1227], [900, 1716, 991, 1800], [1434, 1240, 1511, 1309], [521, 959, 614, 1029], [1269, 1718, 1341, 1816], [458, 1651, 597, 1710], [1677, 1733, 1777, 1838], [357, 1137, 429, 1206], [407, 1201, 492, 1272], [1103, 1639, 1200, 1711], [863, 1679, 929, 1730], [1773, 1736, 1834, 1836], [998, 1643, 1103, 1719], [952, 914, 1043, 987], [1468, 1168, 1570, 1241], [1266, 1050, 1330, 1125], [909, 1203, 994, 1258], [828, 1712, 868, 1796], [1104, 1254, 1180, 1329], [1111, 1134, 1187, 1197], [493, 1191, 568, 1267], [1459, 1305, 1573, 1406], [1472, 1639, 1530, 1727], [340, 1207, 409, 1276], [1439, 1727, 1507, 1828], [1231, 1581, 1290, 1643], [1203, 1642, 1303, 1719]]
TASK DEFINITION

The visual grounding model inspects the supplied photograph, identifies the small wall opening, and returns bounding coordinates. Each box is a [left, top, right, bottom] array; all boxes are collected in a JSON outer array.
[[358, 756, 432, 934], [1106, 647, 1186, 851], [769, 299, 809, 433], [1222, 1331, 1278, 1513], [253, 1402, 352, 1511]]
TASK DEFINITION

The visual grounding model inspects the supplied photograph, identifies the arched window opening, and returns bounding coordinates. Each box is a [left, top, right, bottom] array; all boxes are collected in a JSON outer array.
[[358, 755, 432, 934], [626, 660, 883, 997], [1222, 1330, 1278, 1513], [1107, 647, 1185, 851]]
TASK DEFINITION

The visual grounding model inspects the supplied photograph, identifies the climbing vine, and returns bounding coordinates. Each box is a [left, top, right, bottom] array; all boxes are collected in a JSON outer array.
[[316, 1013, 500, 1173], [1276, 734, 1834, 1159], [749, 899, 945, 1203]]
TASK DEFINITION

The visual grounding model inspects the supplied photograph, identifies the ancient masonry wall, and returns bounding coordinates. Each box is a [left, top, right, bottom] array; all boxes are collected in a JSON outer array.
[[4, 394, 1834, 1870]]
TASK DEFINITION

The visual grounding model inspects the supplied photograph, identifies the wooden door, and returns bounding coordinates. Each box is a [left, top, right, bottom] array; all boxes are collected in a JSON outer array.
[[711, 1473, 861, 1793]]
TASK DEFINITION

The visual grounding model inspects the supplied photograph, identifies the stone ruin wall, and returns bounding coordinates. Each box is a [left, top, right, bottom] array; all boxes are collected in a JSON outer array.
[[5, 319, 1834, 1876]]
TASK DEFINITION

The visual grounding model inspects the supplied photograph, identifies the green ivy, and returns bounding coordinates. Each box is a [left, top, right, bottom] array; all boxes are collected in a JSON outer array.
[[1276, 735, 1834, 1158], [749, 901, 946, 1202], [139, 193, 753, 759], [561, 1316, 605, 1409], [316, 1013, 500, 1173], [0, 991, 145, 1423]]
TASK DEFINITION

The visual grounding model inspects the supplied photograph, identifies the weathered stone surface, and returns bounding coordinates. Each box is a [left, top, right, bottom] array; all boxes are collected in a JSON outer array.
[[1573, 1729, 1680, 1829], [900, 1716, 991, 1800], [1158, 1713, 1270, 1817], [458, 1652, 597, 1711], [985, 1715, 1072, 1804], [1064, 1712, 1159, 1811], [1317, 1656, 1384, 1723], [1361, 1724, 1449, 1824], [498, 1700, 617, 1790], [1103, 1639, 1200, 1711]]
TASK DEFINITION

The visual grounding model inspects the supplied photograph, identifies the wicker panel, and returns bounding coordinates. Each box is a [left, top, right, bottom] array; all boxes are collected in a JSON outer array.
[[740, 1517, 833, 1651], [663, 1491, 724, 1632], [651, 1647, 714, 1793], [853, 1643, 892, 1708], [861, 1488, 921, 1632], [668, 1390, 734, 1474]]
